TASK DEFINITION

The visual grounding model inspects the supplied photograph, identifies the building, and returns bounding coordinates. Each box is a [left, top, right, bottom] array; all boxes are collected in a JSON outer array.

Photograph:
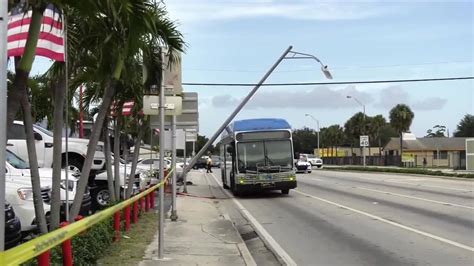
[[384, 136, 469, 169]]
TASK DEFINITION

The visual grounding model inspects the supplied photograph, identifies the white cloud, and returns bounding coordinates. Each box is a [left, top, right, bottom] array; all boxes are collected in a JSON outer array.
[[165, 0, 390, 23], [212, 85, 374, 109], [375, 86, 447, 111], [210, 85, 448, 111]]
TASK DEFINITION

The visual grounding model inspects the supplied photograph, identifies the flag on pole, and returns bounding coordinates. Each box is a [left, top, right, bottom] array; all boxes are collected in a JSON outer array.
[[7, 3, 65, 61], [110, 100, 144, 117]]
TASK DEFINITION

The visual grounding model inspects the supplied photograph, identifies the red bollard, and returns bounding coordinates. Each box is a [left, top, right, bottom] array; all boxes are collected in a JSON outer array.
[[113, 211, 121, 242], [124, 205, 131, 231], [140, 196, 145, 211], [150, 190, 155, 209], [145, 193, 150, 212], [133, 201, 138, 224], [37, 250, 50, 266], [60, 221, 73, 266]]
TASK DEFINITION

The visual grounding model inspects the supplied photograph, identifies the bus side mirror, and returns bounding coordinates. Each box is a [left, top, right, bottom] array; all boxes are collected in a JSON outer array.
[[226, 146, 234, 154]]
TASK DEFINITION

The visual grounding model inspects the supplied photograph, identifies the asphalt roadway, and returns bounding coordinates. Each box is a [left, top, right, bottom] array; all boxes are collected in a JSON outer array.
[[210, 169, 474, 266]]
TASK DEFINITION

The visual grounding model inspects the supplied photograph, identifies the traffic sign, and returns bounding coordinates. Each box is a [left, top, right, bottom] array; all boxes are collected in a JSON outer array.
[[360, 135, 369, 147]]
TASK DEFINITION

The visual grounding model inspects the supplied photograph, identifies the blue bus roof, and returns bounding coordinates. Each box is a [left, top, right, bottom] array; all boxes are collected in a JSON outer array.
[[222, 118, 291, 139]]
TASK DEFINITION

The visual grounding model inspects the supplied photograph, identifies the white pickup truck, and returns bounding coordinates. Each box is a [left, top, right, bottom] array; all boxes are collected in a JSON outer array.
[[7, 121, 106, 175], [5, 150, 91, 232]]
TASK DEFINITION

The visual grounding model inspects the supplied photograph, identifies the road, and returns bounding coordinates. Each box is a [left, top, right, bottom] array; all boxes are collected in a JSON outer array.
[[208, 170, 474, 265]]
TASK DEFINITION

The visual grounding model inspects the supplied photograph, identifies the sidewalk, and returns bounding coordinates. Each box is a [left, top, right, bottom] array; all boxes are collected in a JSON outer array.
[[140, 171, 255, 266]]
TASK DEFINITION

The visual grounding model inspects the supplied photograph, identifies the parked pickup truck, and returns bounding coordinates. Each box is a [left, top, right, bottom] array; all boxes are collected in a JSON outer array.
[[5, 149, 91, 232], [7, 121, 106, 175]]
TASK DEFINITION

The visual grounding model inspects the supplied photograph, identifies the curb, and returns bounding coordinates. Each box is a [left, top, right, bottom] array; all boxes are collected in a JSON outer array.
[[208, 173, 296, 266], [222, 213, 257, 266]]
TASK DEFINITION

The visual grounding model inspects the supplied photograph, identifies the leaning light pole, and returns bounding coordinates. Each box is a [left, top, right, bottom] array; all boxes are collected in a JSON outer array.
[[183, 46, 333, 174], [0, 0, 8, 252]]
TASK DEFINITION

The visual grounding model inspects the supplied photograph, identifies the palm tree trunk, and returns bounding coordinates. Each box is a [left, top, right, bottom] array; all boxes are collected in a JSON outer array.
[[103, 117, 116, 202], [126, 126, 144, 199], [19, 86, 48, 234], [50, 68, 66, 230], [69, 82, 116, 221], [7, 69, 28, 129], [114, 114, 123, 200]]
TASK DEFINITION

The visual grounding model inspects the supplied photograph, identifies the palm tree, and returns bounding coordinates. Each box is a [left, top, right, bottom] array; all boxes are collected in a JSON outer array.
[[389, 104, 415, 166], [67, 0, 185, 220]]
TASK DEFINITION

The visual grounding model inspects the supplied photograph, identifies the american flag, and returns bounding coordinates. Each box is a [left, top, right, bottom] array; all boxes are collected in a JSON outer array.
[[110, 101, 144, 117], [7, 3, 65, 61]]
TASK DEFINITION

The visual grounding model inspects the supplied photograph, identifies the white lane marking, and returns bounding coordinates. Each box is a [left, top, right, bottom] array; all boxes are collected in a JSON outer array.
[[307, 177, 474, 210], [293, 190, 474, 252], [356, 187, 474, 210], [321, 173, 473, 193], [208, 173, 297, 266], [386, 181, 473, 193]]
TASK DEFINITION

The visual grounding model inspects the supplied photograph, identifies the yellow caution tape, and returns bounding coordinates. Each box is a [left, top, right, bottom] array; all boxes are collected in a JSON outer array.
[[0, 168, 174, 266]]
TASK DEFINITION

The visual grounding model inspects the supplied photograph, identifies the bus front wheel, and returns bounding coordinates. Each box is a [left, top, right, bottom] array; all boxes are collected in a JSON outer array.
[[231, 177, 240, 196], [281, 189, 290, 195]]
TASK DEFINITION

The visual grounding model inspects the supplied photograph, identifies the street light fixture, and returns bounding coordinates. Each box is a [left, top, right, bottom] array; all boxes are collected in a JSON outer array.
[[285, 51, 333, 79], [305, 114, 321, 158], [347, 95, 367, 167]]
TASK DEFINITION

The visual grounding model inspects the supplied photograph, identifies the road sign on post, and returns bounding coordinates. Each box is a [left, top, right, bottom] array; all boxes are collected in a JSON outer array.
[[360, 135, 369, 147]]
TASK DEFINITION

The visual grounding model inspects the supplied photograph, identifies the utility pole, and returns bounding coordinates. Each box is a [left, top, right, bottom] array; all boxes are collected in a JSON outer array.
[[170, 115, 177, 221], [0, 0, 8, 252], [158, 49, 166, 259]]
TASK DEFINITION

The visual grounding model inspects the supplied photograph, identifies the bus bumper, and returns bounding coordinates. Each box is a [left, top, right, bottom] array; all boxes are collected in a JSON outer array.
[[235, 180, 297, 192]]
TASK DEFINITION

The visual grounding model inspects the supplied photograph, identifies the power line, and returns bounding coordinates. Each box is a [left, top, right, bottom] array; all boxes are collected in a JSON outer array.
[[183, 60, 474, 73], [182, 76, 474, 87]]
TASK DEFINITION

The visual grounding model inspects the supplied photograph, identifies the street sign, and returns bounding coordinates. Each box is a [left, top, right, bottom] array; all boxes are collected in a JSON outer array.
[[143, 95, 183, 116], [150, 92, 199, 131], [185, 129, 198, 142], [360, 135, 369, 147]]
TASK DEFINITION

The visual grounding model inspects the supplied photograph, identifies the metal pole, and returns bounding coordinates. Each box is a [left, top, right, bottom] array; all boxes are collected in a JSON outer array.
[[183, 46, 293, 173], [64, 14, 70, 221], [150, 128, 152, 171], [363, 105, 366, 167], [158, 49, 166, 259], [317, 131, 320, 158], [79, 85, 84, 138], [170, 115, 177, 221], [0, 0, 9, 251]]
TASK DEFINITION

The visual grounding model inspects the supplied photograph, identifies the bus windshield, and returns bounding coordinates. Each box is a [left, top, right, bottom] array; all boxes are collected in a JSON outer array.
[[237, 140, 292, 173]]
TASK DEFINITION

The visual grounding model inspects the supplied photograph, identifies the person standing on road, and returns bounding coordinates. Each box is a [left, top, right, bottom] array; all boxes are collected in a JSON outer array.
[[206, 157, 213, 173]]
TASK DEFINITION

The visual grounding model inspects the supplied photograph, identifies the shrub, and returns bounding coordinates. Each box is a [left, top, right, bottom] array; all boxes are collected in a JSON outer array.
[[23, 217, 114, 266]]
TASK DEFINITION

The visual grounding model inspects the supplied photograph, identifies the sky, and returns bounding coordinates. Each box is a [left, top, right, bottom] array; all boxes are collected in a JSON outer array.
[[29, 0, 474, 141]]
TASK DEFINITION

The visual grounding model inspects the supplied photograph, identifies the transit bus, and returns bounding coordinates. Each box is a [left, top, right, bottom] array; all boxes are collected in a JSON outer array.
[[219, 118, 297, 195]]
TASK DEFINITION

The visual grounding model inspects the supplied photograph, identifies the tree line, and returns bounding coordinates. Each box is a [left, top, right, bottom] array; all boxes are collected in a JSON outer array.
[[294, 105, 473, 155]]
